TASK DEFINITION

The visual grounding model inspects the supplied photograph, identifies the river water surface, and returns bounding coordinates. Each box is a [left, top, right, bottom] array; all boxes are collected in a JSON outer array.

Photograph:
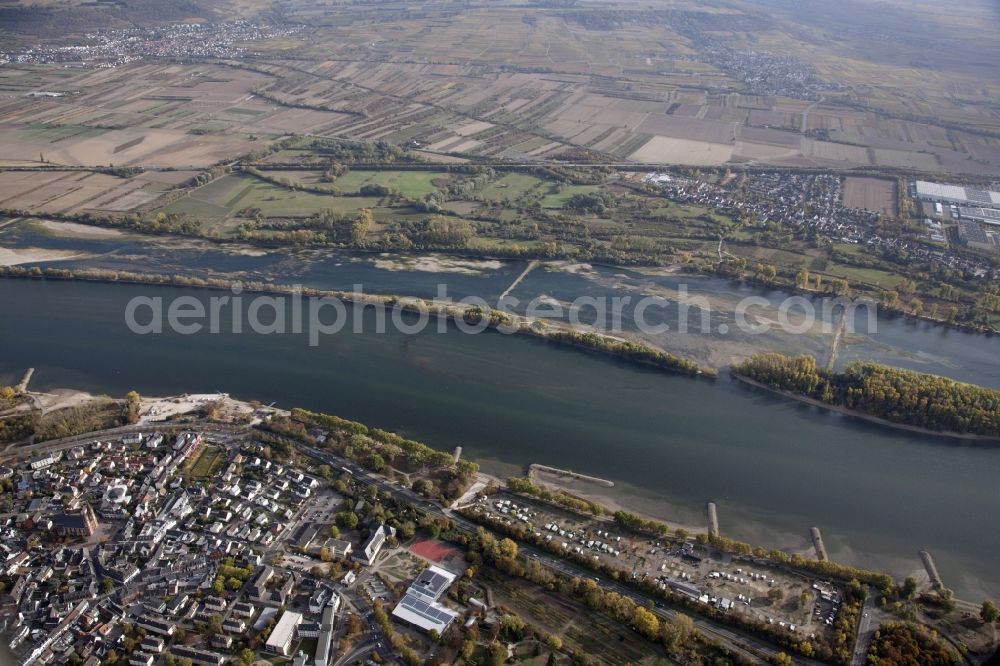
[[3, 219, 999, 385], [1, 278, 999, 600]]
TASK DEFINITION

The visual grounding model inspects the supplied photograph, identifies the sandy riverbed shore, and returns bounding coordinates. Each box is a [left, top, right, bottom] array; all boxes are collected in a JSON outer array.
[[0, 247, 91, 267], [17, 384, 288, 425], [37, 220, 124, 238], [531, 467, 709, 536], [137, 392, 288, 424]]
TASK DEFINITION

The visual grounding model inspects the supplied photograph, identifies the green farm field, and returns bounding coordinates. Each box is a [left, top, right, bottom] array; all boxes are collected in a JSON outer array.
[[331, 170, 444, 198], [477, 173, 549, 202], [540, 184, 601, 209], [163, 174, 384, 219]]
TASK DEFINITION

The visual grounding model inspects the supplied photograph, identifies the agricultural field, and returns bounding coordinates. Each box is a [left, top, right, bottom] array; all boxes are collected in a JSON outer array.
[[824, 262, 908, 291], [842, 177, 898, 217], [2, 2, 999, 175], [0, 155, 937, 302], [539, 185, 602, 209], [328, 170, 443, 198], [0, 120, 260, 170], [162, 174, 384, 220], [0, 3, 998, 665], [0, 170, 173, 215], [0, 0, 995, 333], [478, 174, 551, 203], [0, 62, 341, 169]]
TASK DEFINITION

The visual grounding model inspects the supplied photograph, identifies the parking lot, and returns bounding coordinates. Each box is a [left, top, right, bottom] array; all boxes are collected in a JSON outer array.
[[471, 492, 840, 639], [300, 490, 344, 523]]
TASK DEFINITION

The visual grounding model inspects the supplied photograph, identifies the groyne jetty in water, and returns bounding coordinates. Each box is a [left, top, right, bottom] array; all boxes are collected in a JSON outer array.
[[528, 463, 615, 487]]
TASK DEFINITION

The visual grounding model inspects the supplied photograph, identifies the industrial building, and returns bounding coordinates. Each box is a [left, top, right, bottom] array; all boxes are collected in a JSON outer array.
[[912, 180, 1000, 208], [959, 206, 1000, 226], [957, 220, 999, 251]]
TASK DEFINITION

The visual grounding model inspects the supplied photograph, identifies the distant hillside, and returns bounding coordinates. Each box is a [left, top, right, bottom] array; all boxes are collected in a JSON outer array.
[[0, 0, 248, 39]]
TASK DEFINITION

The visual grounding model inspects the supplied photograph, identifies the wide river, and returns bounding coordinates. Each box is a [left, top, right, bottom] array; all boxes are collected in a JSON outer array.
[[1, 277, 999, 600]]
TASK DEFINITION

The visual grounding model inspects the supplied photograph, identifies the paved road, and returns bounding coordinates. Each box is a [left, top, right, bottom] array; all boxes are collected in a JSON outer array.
[[850, 589, 878, 666], [801, 97, 825, 134], [1, 422, 246, 458]]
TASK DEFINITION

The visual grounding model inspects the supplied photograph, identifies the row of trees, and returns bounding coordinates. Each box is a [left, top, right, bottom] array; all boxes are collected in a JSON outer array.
[[505, 477, 604, 516], [0, 208, 203, 237], [543, 329, 712, 376], [285, 408, 480, 501], [303, 137, 407, 163], [237, 209, 472, 249], [0, 412, 36, 444], [244, 166, 406, 201], [612, 509, 670, 536], [564, 191, 615, 214], [0, 385, 23, 410], [411, 215, 475, 247], [733, 353, 1000, 437], [5, 394, 140, 444], [237, 207, 374, 245]]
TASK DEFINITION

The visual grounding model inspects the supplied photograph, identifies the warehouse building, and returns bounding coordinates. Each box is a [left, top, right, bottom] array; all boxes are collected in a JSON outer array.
[[959, 206, 1000, 226], [912, 180, 1000, 208]]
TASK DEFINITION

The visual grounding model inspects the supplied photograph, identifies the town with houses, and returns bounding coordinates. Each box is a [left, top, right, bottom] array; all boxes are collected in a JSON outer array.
[[644, 172, 1000, 279], [686, 45, 843, 99], [0, 422, 478, 666], [1, 22, 300, 68]]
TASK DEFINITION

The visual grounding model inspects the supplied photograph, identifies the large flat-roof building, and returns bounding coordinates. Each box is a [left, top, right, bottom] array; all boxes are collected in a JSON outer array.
[[391, 566, 459, 635], [958, 220, 994, 251], [913, 180, 1000, 208], [169, 645, 224, 666], [959, 206, 1000, 226], [135, 615, 175, 637], [405, 566, 457, 604], [265, 610, 302, 656], [314, 537, 352, 560]]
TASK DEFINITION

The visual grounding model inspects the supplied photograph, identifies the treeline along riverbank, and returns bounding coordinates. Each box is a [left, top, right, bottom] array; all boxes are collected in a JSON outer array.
[[732, 353, 1000, 441]]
